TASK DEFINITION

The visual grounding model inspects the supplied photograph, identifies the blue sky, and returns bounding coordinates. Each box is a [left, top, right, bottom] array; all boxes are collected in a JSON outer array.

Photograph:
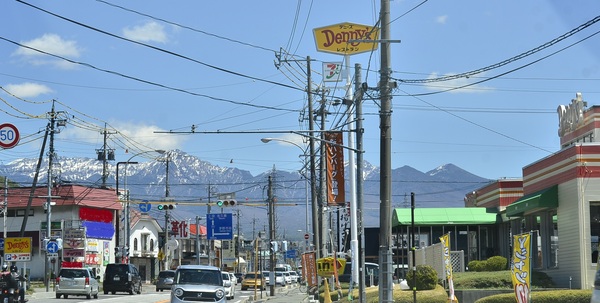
[[2, 0, 600, 181]]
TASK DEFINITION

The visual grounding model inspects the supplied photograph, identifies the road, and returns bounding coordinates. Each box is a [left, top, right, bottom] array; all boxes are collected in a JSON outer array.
[[27, 281, 310, 303]]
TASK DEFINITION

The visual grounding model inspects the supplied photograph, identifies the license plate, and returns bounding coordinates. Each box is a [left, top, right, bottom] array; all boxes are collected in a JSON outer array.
[[0, 282, 6, 287], [113, 276, 120, 281]]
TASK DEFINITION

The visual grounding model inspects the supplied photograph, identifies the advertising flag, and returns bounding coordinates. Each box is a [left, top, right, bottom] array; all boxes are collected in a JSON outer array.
[[440, 233, 458, 302], [512, 233, 532, 303]]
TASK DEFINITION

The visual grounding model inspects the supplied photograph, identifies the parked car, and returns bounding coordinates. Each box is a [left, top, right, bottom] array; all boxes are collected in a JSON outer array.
[[55, 267, 99, 299], [171, 265, 226, 303], [234, 272, 244, 283], [274, 272, 285, 285], [262, 271, 270, 285], [288, 271, 299, 283], [241, 272, 266, 291], [283, 271, 292, 284], [155, 270, 176, 292], [592, 269, 600, 303], [229, 272, 237, 285], [221, 271, 235, 299], [103, 263, 142, 295]]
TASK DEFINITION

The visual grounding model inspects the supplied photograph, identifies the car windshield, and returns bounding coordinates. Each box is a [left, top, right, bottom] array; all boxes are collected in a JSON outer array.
[[245, 273, 262, 279], [159, 271, 174, 278], [176, 269, 221, 286]]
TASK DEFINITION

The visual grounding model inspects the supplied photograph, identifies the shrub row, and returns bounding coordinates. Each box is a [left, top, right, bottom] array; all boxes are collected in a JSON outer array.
[[474, 289, 591, 303], [468, 256, 508, 272]]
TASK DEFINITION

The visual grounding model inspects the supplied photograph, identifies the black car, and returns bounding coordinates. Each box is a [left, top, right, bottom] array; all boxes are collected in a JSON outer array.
[[234, 273, 244, 284], [103, 263, 142, 295]]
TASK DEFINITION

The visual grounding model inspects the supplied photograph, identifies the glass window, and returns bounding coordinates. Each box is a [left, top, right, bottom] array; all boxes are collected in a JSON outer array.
[[591, 202, 600, 264]]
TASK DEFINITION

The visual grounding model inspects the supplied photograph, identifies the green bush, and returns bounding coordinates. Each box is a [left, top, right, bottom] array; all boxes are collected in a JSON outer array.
[[406, 265, 438, 290], [468, 260, 485, 272], [474, 289, 591, 303], [485, 256, 508, 271], [453, 270, 554, 289]]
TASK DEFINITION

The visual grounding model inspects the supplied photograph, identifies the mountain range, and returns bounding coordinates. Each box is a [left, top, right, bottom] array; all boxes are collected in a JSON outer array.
[[0, 150, 491, 239]]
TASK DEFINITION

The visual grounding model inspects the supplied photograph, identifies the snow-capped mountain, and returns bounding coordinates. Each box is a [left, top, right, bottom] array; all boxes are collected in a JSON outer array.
[[0, 150, 490, 237]]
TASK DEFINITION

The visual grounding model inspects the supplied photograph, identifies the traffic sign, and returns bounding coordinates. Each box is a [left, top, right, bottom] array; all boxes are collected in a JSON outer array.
[[0, 238, 4, 250], [47, 241, 59, 254], [0, 123, 19, 149], [206, 213, 233, 240], [304, 233, 310, 240], [139, 201, 151, 213]]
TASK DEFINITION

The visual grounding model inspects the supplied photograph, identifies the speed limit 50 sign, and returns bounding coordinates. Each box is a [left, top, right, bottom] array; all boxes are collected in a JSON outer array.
[[0, 123, 19, 149]]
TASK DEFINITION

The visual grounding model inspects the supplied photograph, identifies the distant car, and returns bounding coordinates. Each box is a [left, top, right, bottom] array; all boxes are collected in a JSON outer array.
[[592, 269, 600, 303], [221, 271, 235, 299], [262, 271, 270, 285], [241, 272, 266, 291], [229, 272, 237, 285], [55, 267, 100, 299], [288, 271, 299, 283], [103, 263, 143, 295], [274, 272, 285, 285], [283, 271, 292, 284], [155, 270, 175, 292], [170, 265, 226, 303], [234, 273, 244, 284]]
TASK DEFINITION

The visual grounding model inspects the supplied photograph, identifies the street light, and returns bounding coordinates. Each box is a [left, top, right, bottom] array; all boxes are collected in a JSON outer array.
[[119, 149, 165, 264], [261, 137, 314, 254]]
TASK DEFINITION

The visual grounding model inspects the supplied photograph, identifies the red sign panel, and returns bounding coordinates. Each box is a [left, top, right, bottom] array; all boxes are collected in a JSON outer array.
[[325, 131, 345, 205]]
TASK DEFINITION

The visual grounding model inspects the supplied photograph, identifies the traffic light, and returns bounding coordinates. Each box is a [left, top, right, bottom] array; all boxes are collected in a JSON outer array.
[[158, 204, 176, 211], [216, 199, 236, 207], [114, 247, 121, 257], [270, 241, 278, 253], [282, 241, 288, 251], [124, 246, 130, 257]]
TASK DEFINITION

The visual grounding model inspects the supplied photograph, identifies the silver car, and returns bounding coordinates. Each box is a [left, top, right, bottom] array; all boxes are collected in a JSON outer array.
[[170, 265, 226, 303], [55, 267, 100, 299], [221, 271, 235, 299], [156, 270, 176, 292]]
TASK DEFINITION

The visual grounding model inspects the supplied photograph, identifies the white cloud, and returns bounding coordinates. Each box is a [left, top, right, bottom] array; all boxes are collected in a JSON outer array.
[[423, 72, 493, 93], [61, 122, 186, 156], [3, 82, 53, 98], [122, 21, 168, 43], [13, 34, 81, 69], [436, 15, 448, 24]]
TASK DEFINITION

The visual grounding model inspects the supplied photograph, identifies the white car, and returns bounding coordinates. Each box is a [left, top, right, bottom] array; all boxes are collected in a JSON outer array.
[[229, 272, 237, 285], [288, 271, 299, 283], [283, 271, 292, 284], [221, 271, 235, 300], [274, 272, 286, 285]]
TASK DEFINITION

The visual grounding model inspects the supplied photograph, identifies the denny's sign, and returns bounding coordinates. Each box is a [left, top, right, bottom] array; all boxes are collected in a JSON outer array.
[[313, 22, 380, 55]]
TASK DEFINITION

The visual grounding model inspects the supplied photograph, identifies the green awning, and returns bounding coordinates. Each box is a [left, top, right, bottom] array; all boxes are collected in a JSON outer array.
[[392, 207, 497, 227], [505, 185, 558, 217]]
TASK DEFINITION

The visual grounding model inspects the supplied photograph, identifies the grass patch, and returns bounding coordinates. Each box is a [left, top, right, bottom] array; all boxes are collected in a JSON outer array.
[[474, 289, 591, 303], [335, 284, 447, 303]]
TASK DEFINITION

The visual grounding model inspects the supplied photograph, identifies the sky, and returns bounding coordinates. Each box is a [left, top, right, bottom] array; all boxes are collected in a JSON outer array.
[[2, 0, 600, 182]]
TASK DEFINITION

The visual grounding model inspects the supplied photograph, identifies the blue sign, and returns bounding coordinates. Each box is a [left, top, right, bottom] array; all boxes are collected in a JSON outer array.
[[207, 213, 233, 240], [47, 241, 59, 254], [286, 249, 297, 259], [0, 238, 3, 250], [139, 200, 151, 213]]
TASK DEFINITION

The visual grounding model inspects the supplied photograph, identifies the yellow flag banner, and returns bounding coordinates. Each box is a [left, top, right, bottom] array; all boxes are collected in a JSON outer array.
[[440, 234, 458, 302], [511, 233, 532, 303]]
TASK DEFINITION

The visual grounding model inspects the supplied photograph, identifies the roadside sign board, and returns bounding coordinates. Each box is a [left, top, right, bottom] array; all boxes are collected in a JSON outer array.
[[0, 238, 4, 250], [316, 257, 346, 277], [0, 123, 20, 149], [313, 22, 380, 55], [46, 241, 59, 254], [4, 237, 32, 261], [206, 213, 233, 240], [286, 249, 297, 259]]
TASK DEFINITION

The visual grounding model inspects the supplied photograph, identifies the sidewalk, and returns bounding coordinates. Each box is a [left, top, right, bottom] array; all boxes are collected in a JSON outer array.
[[246, 285, 312, 303]]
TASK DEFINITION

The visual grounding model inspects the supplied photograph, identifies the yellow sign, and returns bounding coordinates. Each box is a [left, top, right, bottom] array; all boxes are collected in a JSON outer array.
[[158, 249, 165, 261], [5, 237, 31, 254], [313, 22, 380, 55], [316, 257, 346, 277], [512, 233, 531, 303]]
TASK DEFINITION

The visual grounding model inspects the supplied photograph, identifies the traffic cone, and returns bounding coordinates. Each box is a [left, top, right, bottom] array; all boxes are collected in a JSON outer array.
[[323, 279, 332, 303]]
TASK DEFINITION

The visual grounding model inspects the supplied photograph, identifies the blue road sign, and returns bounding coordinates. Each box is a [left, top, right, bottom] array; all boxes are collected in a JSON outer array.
[[206, 213, 233, 240], [47, 241, 59, 254], [139, 200, 151, 213], [286, 249, 297, 259], [0, 238, 3, 250]]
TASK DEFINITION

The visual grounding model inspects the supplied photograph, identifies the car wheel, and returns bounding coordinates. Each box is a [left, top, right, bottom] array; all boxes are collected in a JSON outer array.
[[111, 291, 116, 295], [64, 294, 69, 299], [56, 293, 61, 299], [129, 286, 134, 295], [103, 290, 108, 294], [137, 283, 142, 294], [241, 287, 246, 291], [94, 291, 99, 299], [87, 293, 91, 299]]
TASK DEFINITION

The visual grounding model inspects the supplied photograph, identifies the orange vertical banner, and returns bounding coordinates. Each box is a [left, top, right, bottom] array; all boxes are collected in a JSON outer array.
[[324, 131, 345, 206]]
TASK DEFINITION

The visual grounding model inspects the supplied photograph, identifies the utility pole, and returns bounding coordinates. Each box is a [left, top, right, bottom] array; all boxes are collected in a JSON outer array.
[[98, 124, 116, 189], [44, 102, 57, 292], [163, 151, 171, 270], [379, 0, 394, 301], [319, 88, 328, 257], [268, 175, 276, 296], [236, 208, 241, 273], [305, 56, 320, 259], [354, 63, 367, 303]]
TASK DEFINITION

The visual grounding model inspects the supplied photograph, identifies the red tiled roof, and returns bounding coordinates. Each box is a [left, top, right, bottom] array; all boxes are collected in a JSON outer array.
[[6, 184, 121, 210]]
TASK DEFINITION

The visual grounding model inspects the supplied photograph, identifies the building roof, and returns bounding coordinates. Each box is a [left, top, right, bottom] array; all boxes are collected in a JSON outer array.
[[392, 207, 498, 227], [5, 184, 121, 210]]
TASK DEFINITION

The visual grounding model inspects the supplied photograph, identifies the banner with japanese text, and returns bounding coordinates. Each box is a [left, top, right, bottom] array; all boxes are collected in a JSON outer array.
[[512, 232, 532, 303], [440, 233, 458, 303], [324, 131, 345, 205]]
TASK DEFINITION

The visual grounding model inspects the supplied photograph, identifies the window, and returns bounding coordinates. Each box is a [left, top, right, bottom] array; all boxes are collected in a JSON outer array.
[[8, 209, 34, 217], [150, 239, 154, 252], [133, 238, 138, 251], [591, 202, 600, 264]]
